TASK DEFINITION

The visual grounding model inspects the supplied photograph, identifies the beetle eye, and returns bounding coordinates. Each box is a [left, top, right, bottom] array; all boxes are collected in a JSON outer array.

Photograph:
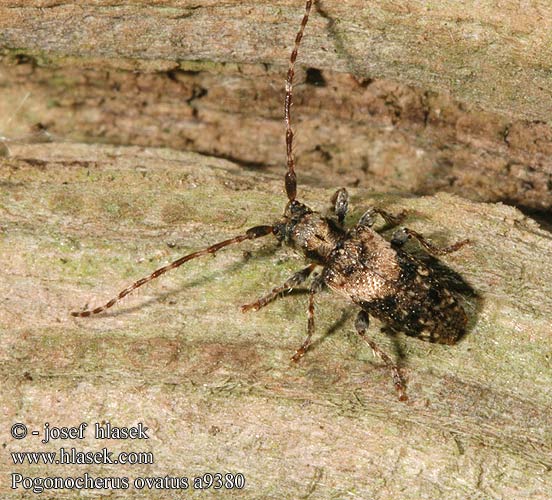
[[272, 224, 286, 240]]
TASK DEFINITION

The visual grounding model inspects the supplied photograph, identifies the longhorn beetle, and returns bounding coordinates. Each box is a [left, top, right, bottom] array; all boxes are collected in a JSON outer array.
[[72, 0, 471, 401]]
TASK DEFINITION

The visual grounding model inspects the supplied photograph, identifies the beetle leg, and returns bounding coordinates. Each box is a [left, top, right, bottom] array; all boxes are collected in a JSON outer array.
[[358, 207, 407, 229], [391, 228, 470, 256], [330, 188, 349, 225], [241, 264, 317, 312], [355, 310, 408, 402], [291, 274, 324, 362]]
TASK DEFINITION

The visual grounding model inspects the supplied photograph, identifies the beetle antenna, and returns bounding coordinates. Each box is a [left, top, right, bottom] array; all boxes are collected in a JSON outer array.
[[71, 226, 273, 317], [284, 0, 313, 202]]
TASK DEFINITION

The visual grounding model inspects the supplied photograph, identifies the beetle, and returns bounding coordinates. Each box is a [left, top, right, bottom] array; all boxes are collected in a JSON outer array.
[[72, 0, 471, 400]]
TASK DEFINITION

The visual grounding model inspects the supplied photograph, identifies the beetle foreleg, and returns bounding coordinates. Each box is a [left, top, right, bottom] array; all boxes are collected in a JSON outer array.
[[240, 263, 317, 313], [330, 188, 349, 225], [358, 207, 407, 229], [391, 228, 470, 256]]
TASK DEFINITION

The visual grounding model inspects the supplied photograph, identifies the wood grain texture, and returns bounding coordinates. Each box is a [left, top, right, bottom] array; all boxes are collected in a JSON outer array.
[[1, 60, 551, 211], [1, 0, 551, 122], [1, 2, 551, 496], [1, 142, 551, 498], [1, 1, 551, 211]]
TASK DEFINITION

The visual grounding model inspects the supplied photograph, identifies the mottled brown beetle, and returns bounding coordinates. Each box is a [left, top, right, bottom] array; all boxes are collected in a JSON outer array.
[[72, 0, 470, 401]]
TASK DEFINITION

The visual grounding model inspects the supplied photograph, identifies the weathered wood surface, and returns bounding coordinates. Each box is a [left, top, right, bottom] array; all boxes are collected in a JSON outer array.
[[1, 143, 551, 498], [1, 1, 551, 212], [1, 0, 551, 121], [1, 58, 552, 212]]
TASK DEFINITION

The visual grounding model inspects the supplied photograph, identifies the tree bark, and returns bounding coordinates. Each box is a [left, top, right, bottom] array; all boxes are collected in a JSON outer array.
[[1, 2, 552, 496], [1, 142, 551, 498], [1, 1, 551, 211], [1, 0, 551, 121]]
